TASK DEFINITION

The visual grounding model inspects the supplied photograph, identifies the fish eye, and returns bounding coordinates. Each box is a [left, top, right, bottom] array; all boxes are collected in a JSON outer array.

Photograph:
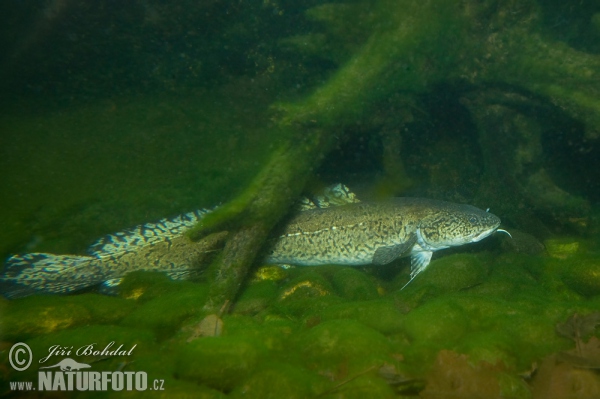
[[468, 216, 478, 224]]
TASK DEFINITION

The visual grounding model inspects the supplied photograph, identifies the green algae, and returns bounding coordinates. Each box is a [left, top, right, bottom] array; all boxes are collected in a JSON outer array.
[[293, 319, 394, 374], [560, 257, 600, 297], [175, 336, 268, 392], [231, 279, 280, 315], [317, 299, 405, 335], [229, 362, 326, 399], [330, 267, 381, 301], [120, 284, 210, 341], [116, 271, 204, 301], [3, 250, 600, 397], [2, 294, 135, 341]]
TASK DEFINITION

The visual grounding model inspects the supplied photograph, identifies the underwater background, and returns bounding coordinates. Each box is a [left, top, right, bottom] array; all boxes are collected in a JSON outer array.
[[1, 0, 600, 397]]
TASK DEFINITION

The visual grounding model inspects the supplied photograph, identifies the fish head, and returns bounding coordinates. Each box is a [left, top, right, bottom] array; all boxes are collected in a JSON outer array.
[[417, 204, 501, 250]]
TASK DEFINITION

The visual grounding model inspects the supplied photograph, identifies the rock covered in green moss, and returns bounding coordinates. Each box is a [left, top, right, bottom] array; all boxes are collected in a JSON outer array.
[[117, 270, 205, 302], [544, 238, 583, 259], [330, 267, 381, 301], [1, 294, 135, 341], [120, 282, 210, 340], [560, 256, 600, 297], [292, 319, 393, 374], [175, 336, 268, 391], [229, 363, 326, 399], [271, 269, 344, 318], [316, 299, 405, 335], [232, 280, 280, 315]]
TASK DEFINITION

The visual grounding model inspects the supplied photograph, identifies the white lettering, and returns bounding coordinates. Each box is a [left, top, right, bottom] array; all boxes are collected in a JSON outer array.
[[65, 372, 75, 390], [135, 372, 147, 391], [123, 371, 133, 390], [36, 370, 149, 391], [76, 371, 88, 391], [112, 371, 124, 391], [101, 371, 111, 391], [39, 372, 53, 391], [52, 372, 66, 391], [89, 372, 101, 391]]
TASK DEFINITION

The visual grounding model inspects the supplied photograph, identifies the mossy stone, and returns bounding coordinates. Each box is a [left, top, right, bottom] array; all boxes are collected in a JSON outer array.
[[544, 238, 582, 259], [330, 267, 380, 301], [400, 296, 469, 345], [293, 319, 392, 374], [420, 254, 490, 291], [118, 271, 205, 302], [229, 363, 326, 399], [120, 283, 210, 339], [1, 294, 135, 341], [457, 331, 518, 370], [318, 374, 397, 399], [220, 315, 296, 352], [317, 299, 405, 335], [561, 257, 600, 297], [175, 336, 267, 392], [272, 270, 344, 318], [232, 280, 279, 315]]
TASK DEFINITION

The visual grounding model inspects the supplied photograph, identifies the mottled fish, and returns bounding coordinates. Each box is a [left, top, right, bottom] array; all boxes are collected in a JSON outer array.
[[0, 184, 504, 298], [266, 194, 502, 289]]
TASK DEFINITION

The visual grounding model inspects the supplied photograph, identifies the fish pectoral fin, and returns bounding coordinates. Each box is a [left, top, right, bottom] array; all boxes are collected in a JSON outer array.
[[400, 251, 433, 290], [410, 251, 433, 279], [372, 239, 416, 265]]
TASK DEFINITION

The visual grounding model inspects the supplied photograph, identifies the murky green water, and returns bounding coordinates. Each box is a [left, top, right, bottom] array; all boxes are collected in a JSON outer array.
[[1, 1, 600, 397]]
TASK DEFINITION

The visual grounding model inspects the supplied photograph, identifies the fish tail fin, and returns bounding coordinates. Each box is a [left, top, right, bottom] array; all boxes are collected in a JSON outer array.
[[0, 253, 106, 299]]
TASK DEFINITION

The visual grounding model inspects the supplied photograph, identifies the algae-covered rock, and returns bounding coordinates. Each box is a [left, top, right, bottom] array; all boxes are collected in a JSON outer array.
[[175, 336, 267, 391], [400, 297, 470, 346], [544, 238, 582, 259], [317, 299, 405, 335], [469, 253, 542, 297], [271, 270, 344, 318], [457, 331, 519, 371], [292, 319, 393, 375], [420, 350, 531, 399], [393, 254, 491, 295], [318, 374, 397, 399], [420, 254, 491, 291], [229, 363, 326, 399], [232, 280, 279, 315], [500, 230, 545, 255], [220, 314, 297, 352], [120, 283, 210, 340], [531, 355, 600, 399], [118, 270, 205, 302], [251, 265, 288, 282], [1, 294, 135, 341], [560, 257, 600, 297], [330, 267, 381, 301]]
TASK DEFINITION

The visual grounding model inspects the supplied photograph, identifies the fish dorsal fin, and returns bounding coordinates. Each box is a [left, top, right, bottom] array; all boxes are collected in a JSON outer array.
[[88, 209, 211, 257], [297, 183, 361, 211]]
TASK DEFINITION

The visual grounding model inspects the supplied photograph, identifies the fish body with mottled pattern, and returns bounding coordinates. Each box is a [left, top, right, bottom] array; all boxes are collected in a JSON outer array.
[[0, 211, 227, 298], [0, 186, 501, 298], [266, 198, 500, 285]]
